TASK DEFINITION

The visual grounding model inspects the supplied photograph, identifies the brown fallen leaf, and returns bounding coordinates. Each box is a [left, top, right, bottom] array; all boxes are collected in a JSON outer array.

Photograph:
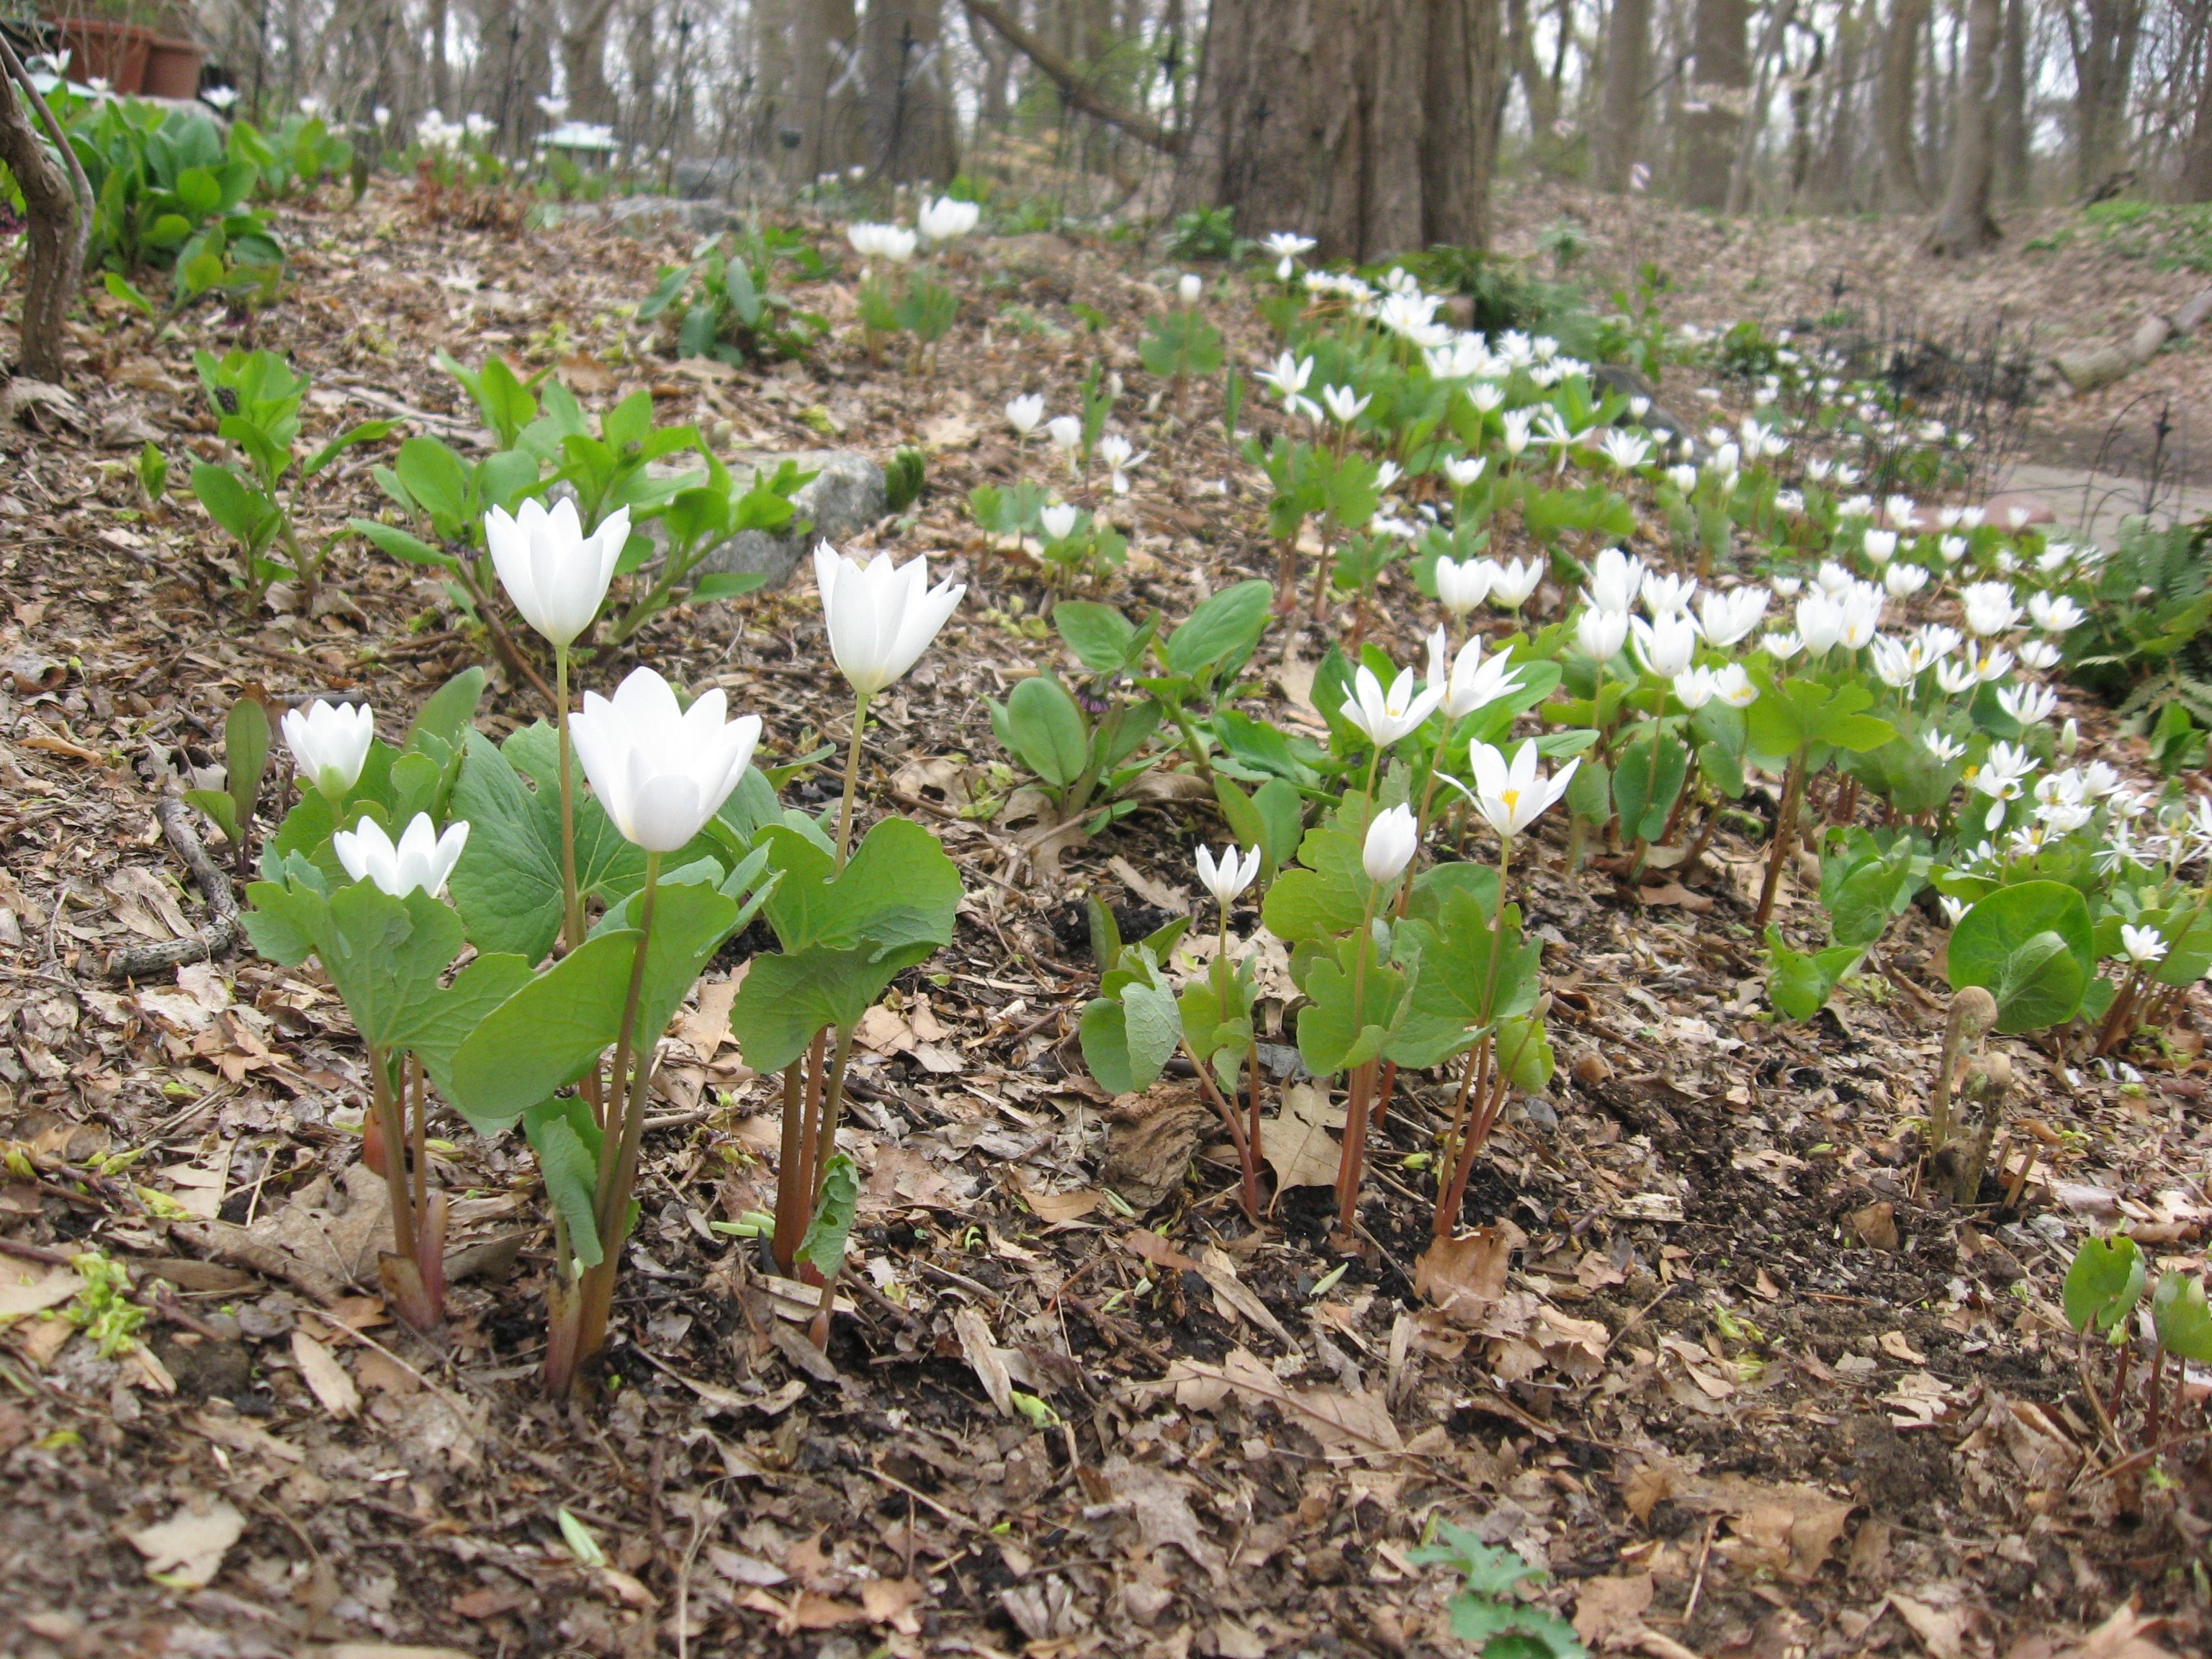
[[0, 1264, 83, 1318], [1123, 1228, 1200, 1273], [1848, 1200, 1899, 1251], [1100, 1087, 1209, 1212], [2053, 1601, 2175, 1659], [859, 1577, 926, 1634], [1573, 1573, 1655, 1646], [1260, 1080, 1343, 1192], [1886, 1592, 1967, 1659], [952, 1306, 1015, 1417], [127, 1498, 245, 1588], [292, 1328, 362, 1418], [1416, 1224, 1520, 1328]]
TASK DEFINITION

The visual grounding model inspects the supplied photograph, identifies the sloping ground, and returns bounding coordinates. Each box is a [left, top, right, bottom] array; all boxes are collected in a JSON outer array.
[[0, 183, 2204, 1659], [1496, 181, 2212, 490]]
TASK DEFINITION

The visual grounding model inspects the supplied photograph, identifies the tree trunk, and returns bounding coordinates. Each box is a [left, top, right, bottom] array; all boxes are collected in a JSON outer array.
[[1681, 0, 1748, 209], [1811, 0, 1863, 210], [1503, 0, 1557, 145], [2187, 9, 2212, 202], [1593, 0, 1650, 190], [0, 66, 81, 384], [1876, 0, 1928, 207], [428, 0, 451, 111], [1992, 0, 2029, 201], [561, 0, 622, 126], [1175, 0, 1503, 263], [2067, 0, 2144, 198], [860, 0, 958, 183], [1927, 0, 2000, 254], [756, 0, 861, 184]]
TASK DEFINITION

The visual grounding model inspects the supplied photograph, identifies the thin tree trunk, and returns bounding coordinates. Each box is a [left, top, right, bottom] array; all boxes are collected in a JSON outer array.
[[1593, 0, 1651, 189], [2187, 6, 2212, 201], [1992, 0, 2029, 201], [1928, 0, 2001, 253], [1877, 0, 1928, 207], [0, 43, 82, 384], [1682, 0, 1748, 208], [1725, 0, 1801, 214], [2067, 0, 2145, 199], [561, 0, 622, 126]]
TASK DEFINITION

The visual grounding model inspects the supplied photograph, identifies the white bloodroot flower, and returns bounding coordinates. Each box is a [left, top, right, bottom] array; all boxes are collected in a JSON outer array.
[[1362, 805, 1419, 885], [334, 813, 469, 899], [485, 497, 630, 650], [283, 700, 376, 801], [813, 544, 966, 700], [1195, 844, 1261, 909], [570, 667, 761, 853], [1456, 740, 1581, 840]]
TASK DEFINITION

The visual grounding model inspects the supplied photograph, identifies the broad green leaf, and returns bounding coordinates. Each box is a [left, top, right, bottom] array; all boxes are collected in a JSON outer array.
[[1611, 727, 1686, 844], [447, 879, 742, 1128], [1765, 926, 1863, 1022], [1164, 580, 1272, 680], [1053, 601, 1138, 674], [524, 1097, 606, 1268], [2062, 1234, 2146, 1338], [1947, 880, 2092, 1033], [2153, 1272, 2212, 1364], [798, 1153, 860, 1280], [1005, 675, 1088, 788], [1394, 891, 1540, 1067]]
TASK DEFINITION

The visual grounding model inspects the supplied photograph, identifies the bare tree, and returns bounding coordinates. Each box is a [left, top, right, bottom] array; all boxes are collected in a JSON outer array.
[[1876, 0, 1928, 206], [1993, 0, 2031, 199], [2187, 1, 2212, 200], [561, 0, 624, 124], [1928, 0, 2002, 253], [1174, 0, 1504, 261], [1593, 0, 1651, 190], [860, 0, 958, 182], [1681, 0, 1748, 208], [2063, 0, 2144, 197], [0, 40, 83, 384]]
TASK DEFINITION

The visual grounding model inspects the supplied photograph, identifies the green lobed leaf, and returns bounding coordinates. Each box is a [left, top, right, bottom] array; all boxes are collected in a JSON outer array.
[[523, 1097, 606, 1268], [2062, 1234, 2146, 1338]]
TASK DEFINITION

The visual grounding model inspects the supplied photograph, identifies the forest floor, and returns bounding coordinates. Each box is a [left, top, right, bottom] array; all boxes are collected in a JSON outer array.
[[0, 176, 2208, 1659], [1497, 179, 2212, 495]]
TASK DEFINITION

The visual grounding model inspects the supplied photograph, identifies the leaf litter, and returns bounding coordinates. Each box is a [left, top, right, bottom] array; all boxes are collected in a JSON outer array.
[[0, 176, 2203, 1656]]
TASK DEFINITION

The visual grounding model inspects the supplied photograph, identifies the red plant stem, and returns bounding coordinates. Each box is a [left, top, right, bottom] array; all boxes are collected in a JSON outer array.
[[1190, 1052, 1258, 1223], [1334, 1059, 1374, 1237], [1753, 746, 1807, 929]]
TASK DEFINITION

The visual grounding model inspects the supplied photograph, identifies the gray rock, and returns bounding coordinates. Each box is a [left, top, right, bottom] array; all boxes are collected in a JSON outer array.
[[573, 196, 745, 238], [699, 451, 888, 589]]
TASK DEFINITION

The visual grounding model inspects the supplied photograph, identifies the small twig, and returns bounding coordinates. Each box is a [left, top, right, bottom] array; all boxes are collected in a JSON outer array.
[[107, 795, 240, 980], [1681, 1514, 1721, 1623]]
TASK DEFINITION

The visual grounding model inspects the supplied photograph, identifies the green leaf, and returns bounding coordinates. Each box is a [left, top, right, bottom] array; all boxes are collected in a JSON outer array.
[[797, 1153, 860, 1280], [1054, 601, 1139, 674], [557, 1506, 606, 1568], [349, 517, 457, 570], [755, 817, 962, 961], [1947, 880, 2092, 1033], [1004, 675, 1089, 788], [1611, 727, 1686, 845], [1298, 928, 1415, 1076], [445, 728, 650, 962], [447, 879, 742, 1129], [223, 695, 271, 831], [689, 570, 770, 602], [190, 461, 276, 549], [2062, 1234, 2146, 1338], [1394, 891, 1540, 1067], [409, 953, 534, 1102], [524, 1097, 606, 1269], [400, 673, 480, 760], [2153, 1272, 2212, 1364], [1262, 806, 1380, 945], [184, 788, 240, 844], [1165, 580, 1272, 681], [1764, 927, 1863, 1022]]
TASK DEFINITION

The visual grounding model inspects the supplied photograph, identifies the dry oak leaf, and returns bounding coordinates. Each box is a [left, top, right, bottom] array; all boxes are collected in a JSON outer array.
[[1100, 1086, 1210, 1212], [1102, 1455, 1228, 1586], [0, 1264, 83, 1319], [1572, 1573, 1655, 1647], [1415, 1223, 1522, 1328], [126, 1498, 245, 1588], [291, 1328, 361, 1419], [1261, 1081, 1344, 1192], [2054, 1602, 2175, 1659]]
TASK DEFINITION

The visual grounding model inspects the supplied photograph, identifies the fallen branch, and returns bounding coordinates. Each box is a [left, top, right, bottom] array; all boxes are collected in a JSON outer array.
[[107, 794, 241, 981], [168, 1220, 349, 1305], [2053, 282, 2212, 395], [962, 0, 1184, 155]]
